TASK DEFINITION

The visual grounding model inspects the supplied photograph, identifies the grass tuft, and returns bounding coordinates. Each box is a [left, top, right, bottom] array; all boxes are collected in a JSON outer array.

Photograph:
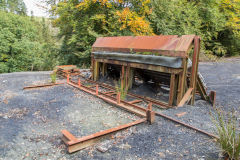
[[50, 71, 57, 83], [115, 80, 128, 100], [212, 108, 240, 159]]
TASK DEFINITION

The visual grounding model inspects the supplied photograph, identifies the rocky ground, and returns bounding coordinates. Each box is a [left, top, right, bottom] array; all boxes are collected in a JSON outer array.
[[0, 59, 239, 160]]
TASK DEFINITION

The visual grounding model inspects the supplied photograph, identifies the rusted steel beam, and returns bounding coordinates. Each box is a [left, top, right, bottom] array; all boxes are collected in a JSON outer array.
[[102, 91, 115, 94], [62, 130, 78, 142], [117, 92, 121, 104], [62, 118, 146, 153], [78, 78, 81, 87], [67, 81, 146, 117], [78, 74, 170, 108], [106, 92, 117, 96], [23, 82, 64, 90], [155, 112, 218, 139], [96, 85, 99, 96], [67, 74, 70, 83], [128, 99, 142, 104], [146, 103, 155, 124], [177, 88, 193, 107], [92, 35, 195, 57]]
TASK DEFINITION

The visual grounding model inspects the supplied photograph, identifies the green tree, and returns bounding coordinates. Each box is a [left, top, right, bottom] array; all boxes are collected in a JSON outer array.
[[0, 11, 59, 73], [0, 0, 27, 15], [49, 0, 153, 66]]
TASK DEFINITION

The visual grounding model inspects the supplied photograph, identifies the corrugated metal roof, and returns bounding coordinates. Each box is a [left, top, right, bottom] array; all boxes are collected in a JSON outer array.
[[92, 35, 196, 57]]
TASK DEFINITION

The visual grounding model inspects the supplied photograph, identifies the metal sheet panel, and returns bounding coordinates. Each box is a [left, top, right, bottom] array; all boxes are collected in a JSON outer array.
[[92, 35, 195, 57], [93, 52, 183, 68]]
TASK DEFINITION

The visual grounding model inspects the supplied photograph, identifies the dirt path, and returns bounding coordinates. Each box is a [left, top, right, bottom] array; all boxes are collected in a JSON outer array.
[[0, 59, 239, 159]]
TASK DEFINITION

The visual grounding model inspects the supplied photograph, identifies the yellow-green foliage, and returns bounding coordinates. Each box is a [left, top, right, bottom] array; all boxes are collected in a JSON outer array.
[[221, 0, 240, 36], [49, 0, 240, 62]]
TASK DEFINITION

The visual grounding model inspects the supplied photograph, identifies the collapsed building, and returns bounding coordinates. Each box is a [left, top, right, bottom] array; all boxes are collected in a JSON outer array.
[[54, 35, 217, 153], [91, 35, 215, 107]]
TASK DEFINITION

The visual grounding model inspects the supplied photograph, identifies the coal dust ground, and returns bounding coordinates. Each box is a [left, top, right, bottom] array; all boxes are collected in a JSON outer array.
[[0, 58, 240, 160]]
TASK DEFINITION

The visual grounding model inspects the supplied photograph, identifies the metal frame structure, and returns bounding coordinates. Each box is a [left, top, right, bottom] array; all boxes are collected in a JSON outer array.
[[60, 74, 217, 153], [91, 35, 203, 107], [61, 76, 155, 153], [22, 68, 218, 154]]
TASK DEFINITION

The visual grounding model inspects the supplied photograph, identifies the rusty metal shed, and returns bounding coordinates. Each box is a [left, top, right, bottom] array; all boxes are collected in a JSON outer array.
[[91, 35, 201, 107]]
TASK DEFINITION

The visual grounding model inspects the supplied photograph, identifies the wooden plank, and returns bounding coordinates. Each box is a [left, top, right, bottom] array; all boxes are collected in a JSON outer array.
[[177, 58, 188, 104], [128, 99, 142, 104], [196, 75, 208, 101], [168, 73, 175, 106], [177, 88, 193, 107]]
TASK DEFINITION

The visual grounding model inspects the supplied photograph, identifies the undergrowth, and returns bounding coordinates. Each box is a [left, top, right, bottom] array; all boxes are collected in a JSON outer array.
[[212, 108, 240, 159]]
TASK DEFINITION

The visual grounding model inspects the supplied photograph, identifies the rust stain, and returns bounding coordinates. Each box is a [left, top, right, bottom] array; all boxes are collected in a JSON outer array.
[[92, 35, 196, 57]]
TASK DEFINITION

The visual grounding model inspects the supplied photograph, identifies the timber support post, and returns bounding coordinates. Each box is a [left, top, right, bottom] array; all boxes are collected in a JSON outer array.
[[190, 36, 200, 105]]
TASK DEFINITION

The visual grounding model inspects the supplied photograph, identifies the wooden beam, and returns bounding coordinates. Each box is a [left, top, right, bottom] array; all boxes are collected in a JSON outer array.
[[177, 88, 193, 107], [95, 58, 183, 74], [177, 58, 188, 105], [168, 73, 175, 106], [190, 36, 200, 105], [93, 61, 100, 81], [101, 63, 107, 77]]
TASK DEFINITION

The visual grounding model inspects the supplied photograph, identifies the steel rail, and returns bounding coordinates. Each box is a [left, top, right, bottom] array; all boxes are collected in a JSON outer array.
[[77, 74, 169, 108], [155, 112, 219, 139], [69, 79, 218, 139], [23, 82, 64, 90]]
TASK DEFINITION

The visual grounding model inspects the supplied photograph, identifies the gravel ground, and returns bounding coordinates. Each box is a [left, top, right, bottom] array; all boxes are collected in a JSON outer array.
[[0, 59, 239, 159]]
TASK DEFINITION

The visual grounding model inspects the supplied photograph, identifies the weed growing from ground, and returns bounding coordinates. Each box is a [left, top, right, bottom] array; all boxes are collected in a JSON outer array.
[[50, 72, 57, 83], [115, 80, 128, 100], [212, 108, 240, 159]]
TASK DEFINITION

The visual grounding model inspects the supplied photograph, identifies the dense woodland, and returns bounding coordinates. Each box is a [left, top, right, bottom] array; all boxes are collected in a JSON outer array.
[[0, 0, 240, 73]]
